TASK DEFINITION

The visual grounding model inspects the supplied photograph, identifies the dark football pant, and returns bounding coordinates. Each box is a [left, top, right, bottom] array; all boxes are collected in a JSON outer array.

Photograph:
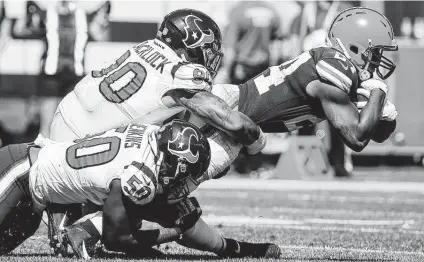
[[0, 143, 42, 254]]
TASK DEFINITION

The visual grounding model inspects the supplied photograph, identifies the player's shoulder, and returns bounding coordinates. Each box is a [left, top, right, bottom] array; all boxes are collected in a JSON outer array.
[[311, 46, 359, 94], [120, 161, 157, 205]]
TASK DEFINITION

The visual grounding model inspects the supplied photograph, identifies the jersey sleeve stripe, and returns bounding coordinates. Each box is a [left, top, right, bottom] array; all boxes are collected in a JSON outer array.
[[131, 161, 157, 187], [316, 65, 348, 92], [316, 61, 351, 92], [317, 60, 352, 86]]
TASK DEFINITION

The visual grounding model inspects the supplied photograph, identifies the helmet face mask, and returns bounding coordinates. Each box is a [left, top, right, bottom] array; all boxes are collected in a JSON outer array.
[[327, 7, 398, 80], [364, 44, 397, 79]]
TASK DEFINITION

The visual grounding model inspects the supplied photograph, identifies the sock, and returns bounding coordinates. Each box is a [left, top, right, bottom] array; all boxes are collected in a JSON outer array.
[[76, 211, 103, 237], [88, 213, 103, 236], [177, 218, 226, 254]]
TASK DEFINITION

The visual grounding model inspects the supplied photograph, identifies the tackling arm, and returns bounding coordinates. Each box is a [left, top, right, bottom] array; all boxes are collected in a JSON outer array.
[[309, 80, 385, 152], [102, 179, 142, 253], [168, 89, 265, 154]]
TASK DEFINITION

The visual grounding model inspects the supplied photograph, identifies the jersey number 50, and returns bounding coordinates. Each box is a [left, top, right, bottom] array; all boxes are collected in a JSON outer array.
[[92, 51, 147, 103]]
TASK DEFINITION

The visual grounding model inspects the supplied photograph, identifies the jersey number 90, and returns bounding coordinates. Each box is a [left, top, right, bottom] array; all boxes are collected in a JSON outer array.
[[92, 51, 147, 103]]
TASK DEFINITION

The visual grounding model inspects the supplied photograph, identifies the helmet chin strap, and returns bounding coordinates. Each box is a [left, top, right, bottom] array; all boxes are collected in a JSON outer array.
[[335, 38, 371, 81]]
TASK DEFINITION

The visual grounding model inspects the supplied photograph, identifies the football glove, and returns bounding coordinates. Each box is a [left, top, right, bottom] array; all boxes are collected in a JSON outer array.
[[174, 197, 202, 231], [244, 127, 267, 155], [360, 78, 388, 94], [355, 88, 397, 121]]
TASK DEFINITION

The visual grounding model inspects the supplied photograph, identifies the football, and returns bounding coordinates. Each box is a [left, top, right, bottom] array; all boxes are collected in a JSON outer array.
[[356, 92, 369, 103]]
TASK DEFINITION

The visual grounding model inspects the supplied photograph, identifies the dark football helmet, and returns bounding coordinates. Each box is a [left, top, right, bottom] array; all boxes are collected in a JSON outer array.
[[156, 8, 223, 78], [157, 119, 211, 187]]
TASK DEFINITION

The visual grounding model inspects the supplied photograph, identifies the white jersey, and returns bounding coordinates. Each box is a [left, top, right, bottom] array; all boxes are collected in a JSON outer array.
[[30, 123, 161, 211], [50, 39, 212, 141]]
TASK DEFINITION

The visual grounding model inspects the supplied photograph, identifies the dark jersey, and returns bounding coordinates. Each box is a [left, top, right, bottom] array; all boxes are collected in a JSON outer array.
[[225, 1, 281, 66], [238, 46, 359, 133]]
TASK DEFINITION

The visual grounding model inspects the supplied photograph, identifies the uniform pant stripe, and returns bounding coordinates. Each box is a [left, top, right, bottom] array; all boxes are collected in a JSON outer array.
[[0, 158, 30, 202]]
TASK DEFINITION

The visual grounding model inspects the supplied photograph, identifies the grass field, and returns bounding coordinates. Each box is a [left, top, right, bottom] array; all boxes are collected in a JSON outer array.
[[4, 169, 424, 262]]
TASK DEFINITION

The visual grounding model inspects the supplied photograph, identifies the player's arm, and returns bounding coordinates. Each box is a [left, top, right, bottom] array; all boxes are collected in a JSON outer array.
[[103, 161, 158, 250], [102, 179, 142, 253], [169, 89, 265, 154], [355, 88, 398, 143], [308, 80, 385, 152]]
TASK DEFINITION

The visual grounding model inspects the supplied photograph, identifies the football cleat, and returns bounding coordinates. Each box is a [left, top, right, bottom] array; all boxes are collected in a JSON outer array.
[[218, 238, 281, 259], [63, 224, 100, 260], [46, 204, 82, 256]]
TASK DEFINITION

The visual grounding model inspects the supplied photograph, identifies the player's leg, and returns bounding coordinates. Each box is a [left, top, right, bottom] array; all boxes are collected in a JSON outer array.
[[49, 106, 80, 142], [177, 218, 281, 258], [38, 73, 62, 138], [127, 197, 281, 258], [0, 143, 42, 254], [46, 203, 83, 256]]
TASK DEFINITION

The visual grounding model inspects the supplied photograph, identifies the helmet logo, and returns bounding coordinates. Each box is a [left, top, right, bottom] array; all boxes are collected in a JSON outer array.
[[182, 15, 215, 49], [168, 127, 200, 163]]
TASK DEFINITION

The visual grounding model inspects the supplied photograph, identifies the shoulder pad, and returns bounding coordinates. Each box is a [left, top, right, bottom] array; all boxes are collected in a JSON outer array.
[[121, 161, 157, 205], [315, 48, 358, 93], [171, 63, 212, 92]]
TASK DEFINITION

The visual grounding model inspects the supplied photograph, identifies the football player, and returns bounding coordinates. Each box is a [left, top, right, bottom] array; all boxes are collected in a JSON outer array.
[[0, 120, 210, 255], [162, 7, 399, 186], [61, 121, 280, 259], [48, 8, 265, 169], [58, 6, 399, 259], [45, 8, 267, 256], [162, 6, 399, 199]]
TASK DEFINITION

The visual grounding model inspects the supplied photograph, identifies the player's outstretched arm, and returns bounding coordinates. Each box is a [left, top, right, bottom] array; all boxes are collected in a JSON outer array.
[[102, 179, 142, 253], [308, 80, 385, 152], [169, 89, 265, 154]]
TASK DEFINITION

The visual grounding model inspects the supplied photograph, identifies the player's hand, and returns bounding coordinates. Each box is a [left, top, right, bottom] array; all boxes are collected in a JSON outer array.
[[355, 89, 397, 121], [360, 78, 388, 94], [174, 197, 202, 231]]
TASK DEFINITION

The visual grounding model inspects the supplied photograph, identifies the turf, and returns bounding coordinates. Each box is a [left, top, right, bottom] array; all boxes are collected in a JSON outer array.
[[3, 168, 424, 262]]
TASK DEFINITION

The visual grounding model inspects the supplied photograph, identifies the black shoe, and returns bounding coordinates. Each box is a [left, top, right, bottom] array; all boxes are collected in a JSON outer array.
[[219, 238, 281, 258], [63, 224, 100, 260], [124, 246, 164, 258], [46, 203, 83, 256]]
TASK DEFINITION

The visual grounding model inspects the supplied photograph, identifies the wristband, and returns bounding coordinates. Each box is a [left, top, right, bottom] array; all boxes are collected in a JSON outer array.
[[245, 127, 266, 155]]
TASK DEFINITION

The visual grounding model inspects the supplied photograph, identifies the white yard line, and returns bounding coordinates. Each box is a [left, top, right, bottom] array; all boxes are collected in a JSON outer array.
[[203, 215, 412, 226], [280, 245, 424, 256], [195, 191, 424, 204], [202, 215, 423, 235], [199, 178, 424, 193], [202, 205, 424, 217], [303, 218, 415, 226]]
